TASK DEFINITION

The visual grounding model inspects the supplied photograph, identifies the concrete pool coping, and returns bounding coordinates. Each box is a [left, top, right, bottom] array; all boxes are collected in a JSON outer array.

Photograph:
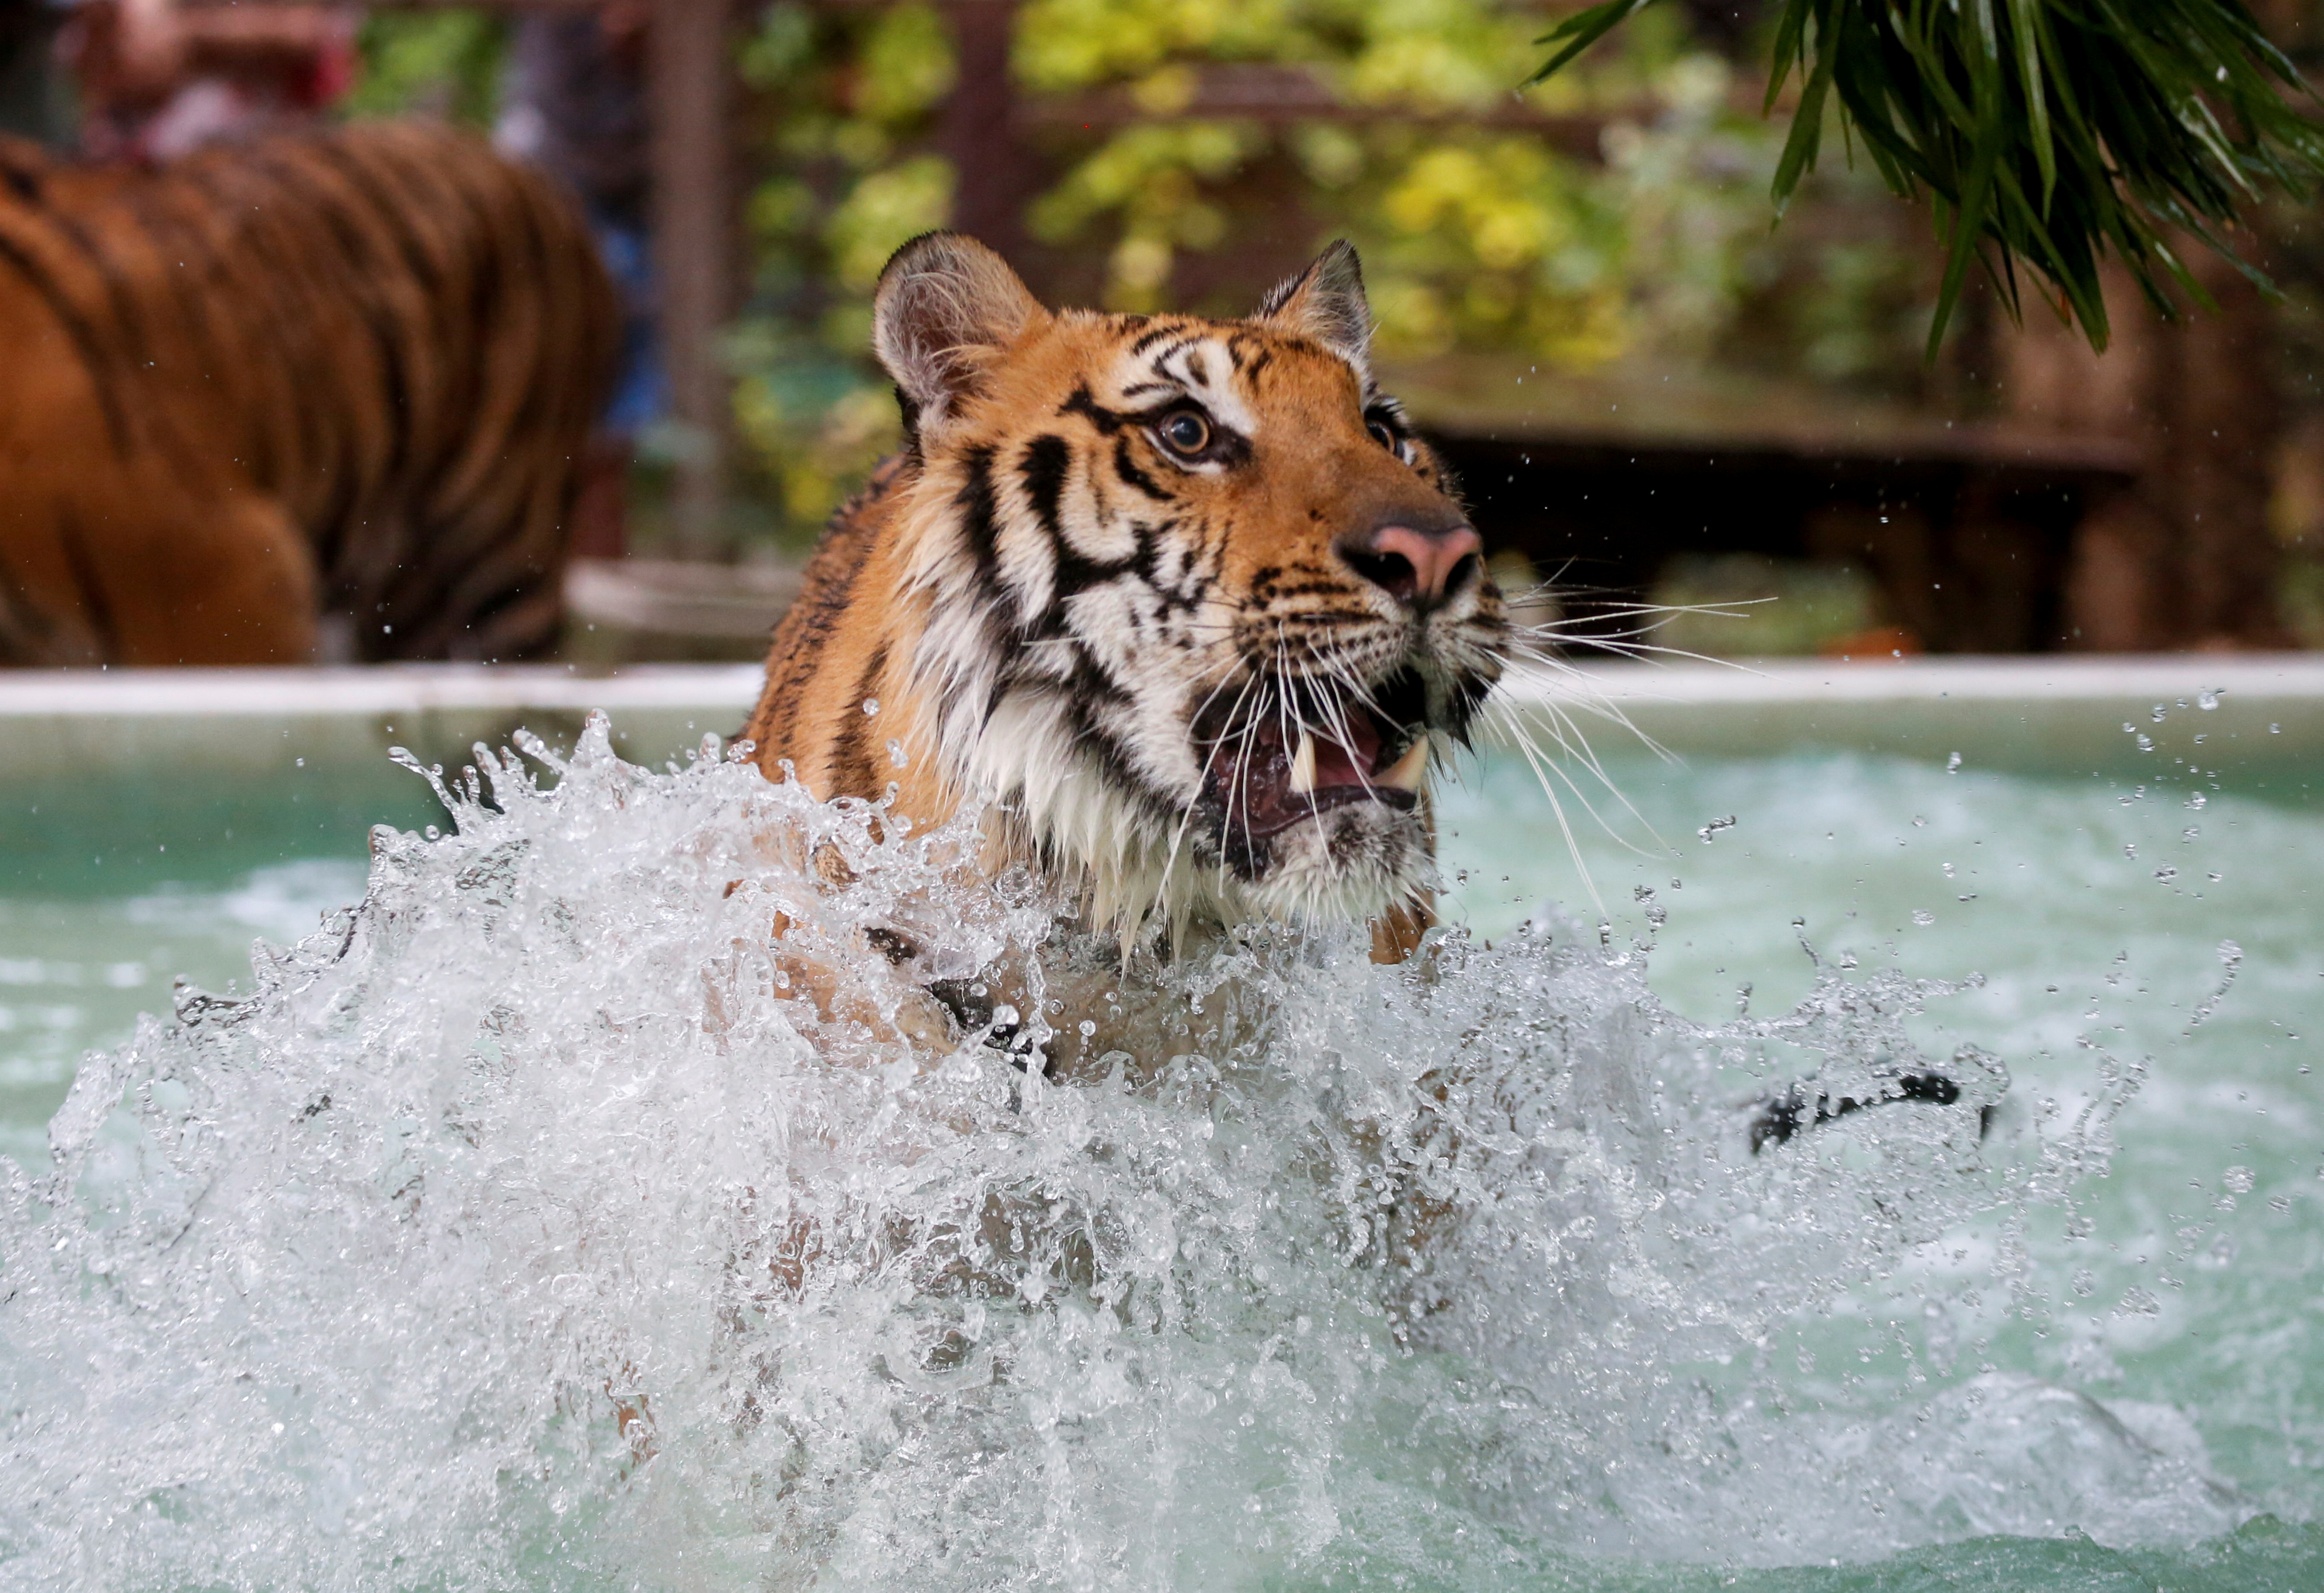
[[1, 655, 2321, 787]]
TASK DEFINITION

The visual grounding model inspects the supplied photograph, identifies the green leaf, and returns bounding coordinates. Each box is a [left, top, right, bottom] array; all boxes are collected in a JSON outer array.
[[2003, 0, 2056, 208], [1769, 0, 1838, 212], [1522, 0, 1658, 89]]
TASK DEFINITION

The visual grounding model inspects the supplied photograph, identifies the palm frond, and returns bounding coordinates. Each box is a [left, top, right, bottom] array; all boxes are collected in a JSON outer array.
[[1530, 0, 2324, 353]]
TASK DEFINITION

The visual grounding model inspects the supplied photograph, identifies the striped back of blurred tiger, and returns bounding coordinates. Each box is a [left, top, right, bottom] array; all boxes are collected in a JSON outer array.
[[0, 120, 619, 665]]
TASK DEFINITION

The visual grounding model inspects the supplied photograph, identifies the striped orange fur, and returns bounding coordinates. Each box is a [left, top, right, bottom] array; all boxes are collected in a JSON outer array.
[[0, 121, 617, 666]]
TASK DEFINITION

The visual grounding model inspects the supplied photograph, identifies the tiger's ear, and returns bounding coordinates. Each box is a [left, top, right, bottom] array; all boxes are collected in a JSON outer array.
[[1254, 240, 1371, 375], [873, 232, 1045, 440]]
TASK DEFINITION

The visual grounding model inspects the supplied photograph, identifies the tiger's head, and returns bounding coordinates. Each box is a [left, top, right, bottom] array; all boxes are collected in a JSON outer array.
[[867, 233, 1509, 936]]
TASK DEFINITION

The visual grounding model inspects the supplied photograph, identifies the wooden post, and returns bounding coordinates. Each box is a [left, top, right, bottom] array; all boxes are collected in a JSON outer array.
[[939, 0, 1030, 261], [650, 0, 732, 557], [2005, 253, 2289, 650]]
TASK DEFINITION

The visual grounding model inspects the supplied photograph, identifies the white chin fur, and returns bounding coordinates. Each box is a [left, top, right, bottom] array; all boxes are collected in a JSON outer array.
[[1229, 802, 1431, 929], [944, 690, 1428, 940]]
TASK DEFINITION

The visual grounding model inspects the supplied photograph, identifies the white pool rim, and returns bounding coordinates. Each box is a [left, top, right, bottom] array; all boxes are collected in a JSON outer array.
[[0, 656, 2317, 784]]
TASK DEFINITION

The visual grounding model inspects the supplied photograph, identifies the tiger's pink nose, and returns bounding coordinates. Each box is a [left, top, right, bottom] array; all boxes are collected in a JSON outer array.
[[1347, 522, 1483, 612]]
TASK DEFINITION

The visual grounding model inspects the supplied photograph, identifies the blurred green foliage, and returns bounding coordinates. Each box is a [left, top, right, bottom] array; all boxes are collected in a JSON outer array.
[[728, 0, 1949, 548], [1010, 0, 1726, 356], [343, 10, 505, 128], [732, 2, 954, 539], [1649, 551, 1878, 657]]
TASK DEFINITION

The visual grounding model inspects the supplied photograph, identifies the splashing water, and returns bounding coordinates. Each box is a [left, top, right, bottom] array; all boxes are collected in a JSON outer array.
[[0, 719, 2236, 1589]]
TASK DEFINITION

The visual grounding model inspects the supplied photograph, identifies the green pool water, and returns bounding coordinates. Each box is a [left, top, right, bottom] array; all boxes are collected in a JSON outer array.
[[1434, 740, 2324, 1587], [0, 762, 431, 1166], [2, 708, 2321, 1589]]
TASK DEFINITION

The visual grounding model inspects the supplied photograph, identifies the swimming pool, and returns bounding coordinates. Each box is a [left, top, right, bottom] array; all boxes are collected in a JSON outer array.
[[0, 660, 2318, 1589]]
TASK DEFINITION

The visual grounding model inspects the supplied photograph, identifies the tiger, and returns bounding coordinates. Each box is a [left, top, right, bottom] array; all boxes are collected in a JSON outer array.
[[741, 231, 1980, 1148], [743, 232, 1496, 981], [0, 119, 618, 667]]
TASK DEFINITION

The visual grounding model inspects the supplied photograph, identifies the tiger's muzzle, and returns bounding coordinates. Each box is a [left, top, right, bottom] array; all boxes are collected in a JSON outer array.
[[1193, 666, 1433, 864]]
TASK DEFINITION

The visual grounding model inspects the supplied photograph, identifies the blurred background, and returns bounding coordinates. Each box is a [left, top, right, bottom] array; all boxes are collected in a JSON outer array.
[[9, 0, 2324, 664]]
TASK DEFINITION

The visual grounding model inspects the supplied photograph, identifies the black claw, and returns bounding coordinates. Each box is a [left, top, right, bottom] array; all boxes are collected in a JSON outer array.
[[1747, 1070, 1984, 1156], [1892, 1071, 1960, 1106], [1749, 1088, 1808, 1155]]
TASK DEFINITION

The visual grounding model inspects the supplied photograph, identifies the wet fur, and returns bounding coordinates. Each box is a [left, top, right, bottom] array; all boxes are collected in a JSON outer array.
[[743, 235, 1505, 954]]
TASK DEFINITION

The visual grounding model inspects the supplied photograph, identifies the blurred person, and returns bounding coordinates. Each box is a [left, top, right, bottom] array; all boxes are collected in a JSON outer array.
[[62, 0, 353, 162], [496, 2, 661, 560]]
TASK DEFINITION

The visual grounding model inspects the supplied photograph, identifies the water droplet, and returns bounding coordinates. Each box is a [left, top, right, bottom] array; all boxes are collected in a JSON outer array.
[[1911, 909, 1935, 926], [1695, 815, 1737, 844], [2224, 1165, 2255, 1194], [2186, 793, 2207, 810], [1945, 751, 1962, 773], [863, 698, 881, 716], [887, 738, 908, 768], [2197, 689, 2220, 710]]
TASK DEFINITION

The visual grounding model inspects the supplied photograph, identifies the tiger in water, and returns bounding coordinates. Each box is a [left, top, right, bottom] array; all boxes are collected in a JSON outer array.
[[742, 232, 1973, 1145], [0, 120, 617, 666], [744, 233, 1492, 968]]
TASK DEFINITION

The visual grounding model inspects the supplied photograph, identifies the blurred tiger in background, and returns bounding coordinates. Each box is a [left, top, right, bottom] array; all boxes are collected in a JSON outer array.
[[0, 119, 618, 665]]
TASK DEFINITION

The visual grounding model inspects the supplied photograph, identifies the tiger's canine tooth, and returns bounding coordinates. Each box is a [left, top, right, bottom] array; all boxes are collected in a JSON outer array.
[[1288, 732, 1318, 794], [1379, 738, 1430, 792]]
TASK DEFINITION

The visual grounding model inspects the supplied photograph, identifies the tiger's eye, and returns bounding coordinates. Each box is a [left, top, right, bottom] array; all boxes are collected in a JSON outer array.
[[1366, 418, 1398, 452], [1158, 411, 1211, 454]]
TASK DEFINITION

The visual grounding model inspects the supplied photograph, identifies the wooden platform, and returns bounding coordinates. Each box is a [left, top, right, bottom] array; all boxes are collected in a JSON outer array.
[[1390, 355, 2139, 654]]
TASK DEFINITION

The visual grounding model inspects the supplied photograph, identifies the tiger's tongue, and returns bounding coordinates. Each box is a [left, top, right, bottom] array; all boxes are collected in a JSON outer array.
[[1305, 729, 1374, 789]]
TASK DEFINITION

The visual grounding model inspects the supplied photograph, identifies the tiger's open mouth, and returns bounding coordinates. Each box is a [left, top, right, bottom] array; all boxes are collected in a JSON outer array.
[[1194, 667, 1433, 847]]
